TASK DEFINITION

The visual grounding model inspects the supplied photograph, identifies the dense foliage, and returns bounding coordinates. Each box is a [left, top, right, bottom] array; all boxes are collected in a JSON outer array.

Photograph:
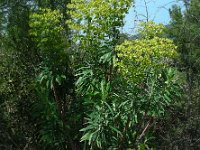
[[0, 0, 199, 149], [154, 0, 200, 149]]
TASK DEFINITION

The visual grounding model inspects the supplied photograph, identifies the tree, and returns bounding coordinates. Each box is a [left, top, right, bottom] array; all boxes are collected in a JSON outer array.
[[0, 1, 39, 149], [154, 0, 200, 149]]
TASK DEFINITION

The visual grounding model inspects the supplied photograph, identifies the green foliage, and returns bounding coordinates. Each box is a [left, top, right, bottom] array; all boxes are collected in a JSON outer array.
[[29, 8, 67, 60], [0, 1, 39, 149], [29, 8, 76, 149], [138, 21, 166, 38], [37, 66, 67, 90], [155, 0, 200, 149], [79, 68, 181, 149], [32, 87, 66, 149], [0, 0, 196, 149], [67, 0, 132, 33], [67, 0, 133, 66], [168, 0, 200, 72], [78, 21, 181, 149], [116, 21, 177, 82]]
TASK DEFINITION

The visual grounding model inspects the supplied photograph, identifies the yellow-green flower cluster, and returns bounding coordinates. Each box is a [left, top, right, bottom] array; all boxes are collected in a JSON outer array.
[[116, 22, 177, 82], [67, 0, 133, 44], [29, 8, 64, 51], [138, 21, 165, 39]]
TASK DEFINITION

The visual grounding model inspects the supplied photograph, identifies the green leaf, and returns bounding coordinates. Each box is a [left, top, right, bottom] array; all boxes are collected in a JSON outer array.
[[109, 125, 122, 136], [55, 75, 62, 85]]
